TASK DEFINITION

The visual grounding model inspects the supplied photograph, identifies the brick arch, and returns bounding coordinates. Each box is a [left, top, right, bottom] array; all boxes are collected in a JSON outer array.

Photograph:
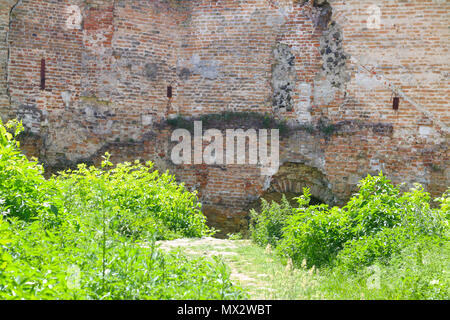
[[265, 162, 336, 204], [248, 162, 336, 214]]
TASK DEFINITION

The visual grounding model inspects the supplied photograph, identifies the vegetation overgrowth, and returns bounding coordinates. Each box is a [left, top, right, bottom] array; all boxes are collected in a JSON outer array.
[[250, 173, 449, 299], [1, 118, 448, 300], [0, 119, 246, 299]]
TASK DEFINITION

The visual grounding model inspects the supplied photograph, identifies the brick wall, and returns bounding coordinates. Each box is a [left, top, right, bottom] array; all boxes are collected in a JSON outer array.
[[0, 0, 448, 234], [0, 0, 17, 118]]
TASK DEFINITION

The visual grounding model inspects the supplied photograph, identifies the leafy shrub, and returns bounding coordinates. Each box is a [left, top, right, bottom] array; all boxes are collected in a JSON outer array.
[[0, 217, 13, 272], [279, 203, 352, 268], [55, 156, 212, 240], [252, 172, 449, 273], [344, 173, 403, 236], [252, 173, 449, 299], [249, 195, 293, 247], [335, 182, 448, 271], [0, 119, 245, 299], [345, 175, 447, 238], [436, 190, 450, 215], [0, 119, 60, 221], [0, 215, 246, 300]]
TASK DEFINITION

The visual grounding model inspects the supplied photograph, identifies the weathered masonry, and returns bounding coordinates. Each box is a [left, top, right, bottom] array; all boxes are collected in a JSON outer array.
[[0, 0, 448, 235]]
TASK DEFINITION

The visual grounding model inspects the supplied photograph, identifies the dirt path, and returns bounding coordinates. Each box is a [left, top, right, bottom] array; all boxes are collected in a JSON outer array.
[[157, 237, 304, 299]]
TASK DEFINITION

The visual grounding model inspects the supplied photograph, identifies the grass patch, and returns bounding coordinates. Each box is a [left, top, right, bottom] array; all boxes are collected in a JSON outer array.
[[167, 112, 289, 136]]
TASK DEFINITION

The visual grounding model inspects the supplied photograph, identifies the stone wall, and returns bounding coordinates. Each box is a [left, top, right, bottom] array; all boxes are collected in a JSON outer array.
[[0, 0, 448, 235]]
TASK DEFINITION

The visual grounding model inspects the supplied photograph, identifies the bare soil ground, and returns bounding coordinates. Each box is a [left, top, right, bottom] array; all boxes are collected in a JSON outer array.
[[157, 237, 313, 299]]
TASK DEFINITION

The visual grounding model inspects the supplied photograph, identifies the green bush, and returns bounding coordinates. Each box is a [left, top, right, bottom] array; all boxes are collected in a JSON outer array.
[[0, 119, 60, 221], [344, 173, 404, 236], [249, 195, 293, 247], [0, 119, 245, 299], [345, 175, 447, 238], [279, 203, 352, 268], [335, 182, 448, 271], [275, 174, 449, 268], [251, 172, 449, 277], [55, 156, 212, 240], [250, 172, 449, 299]]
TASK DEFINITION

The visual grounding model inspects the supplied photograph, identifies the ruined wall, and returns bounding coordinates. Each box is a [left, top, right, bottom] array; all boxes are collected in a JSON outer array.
[[174, 0, 326, 120], [5, 0, 189, 163], [0, 0, 17, 118], [323, 0, 449, 200], [0, 0, 448, 235]]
